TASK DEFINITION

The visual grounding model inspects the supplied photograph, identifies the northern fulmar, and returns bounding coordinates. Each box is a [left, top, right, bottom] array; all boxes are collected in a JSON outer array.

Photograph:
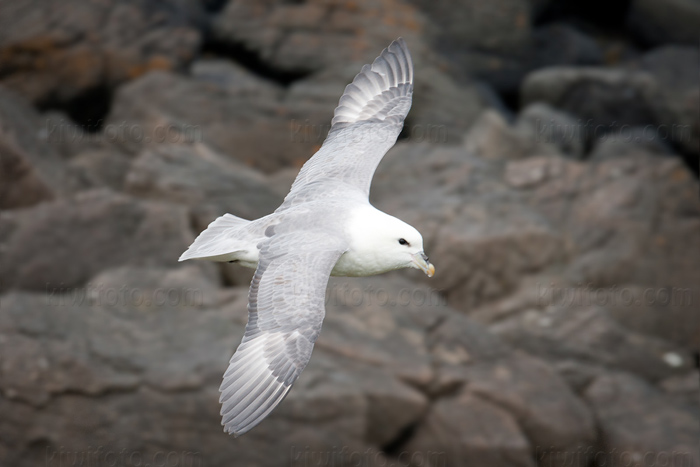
[[179, 38, 434, 436]]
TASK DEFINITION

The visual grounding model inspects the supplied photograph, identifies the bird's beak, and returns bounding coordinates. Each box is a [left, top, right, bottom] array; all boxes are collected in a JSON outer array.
[[412, 252, 435, 277]]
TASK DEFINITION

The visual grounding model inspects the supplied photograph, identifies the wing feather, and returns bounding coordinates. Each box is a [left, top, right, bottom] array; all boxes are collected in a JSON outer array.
[[219, 231, 346, 436], [282, 38, 414, 204]]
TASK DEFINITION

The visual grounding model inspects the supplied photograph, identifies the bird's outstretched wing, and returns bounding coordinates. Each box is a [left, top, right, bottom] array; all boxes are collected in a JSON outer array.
[[219, 231, 346, 436], [284, 38, 413, 203]]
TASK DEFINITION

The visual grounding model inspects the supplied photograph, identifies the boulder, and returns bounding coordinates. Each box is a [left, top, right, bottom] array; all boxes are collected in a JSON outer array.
[[584, 373, 700, 467], [516, 103, 586, 158], [124, 143, 282, 227], [0, 86, 76, 207], [531, 24, 603, 69], [0, 189, 208, 292], [67, 146, 132, 191], [105, 68, 312, 172], [465, 110, 562, 161], [464, 352, 597, 467], [589, 127, 675, 161], [0, 0, 202, 105], [211, 0, 426, 75], [628, 0, 700, 46], [408, 0, 534, 93], [640, 46, 700, 155], [521, 67, 669, 145], [491, 303, 694, 382], [404, 392, 535, 467]]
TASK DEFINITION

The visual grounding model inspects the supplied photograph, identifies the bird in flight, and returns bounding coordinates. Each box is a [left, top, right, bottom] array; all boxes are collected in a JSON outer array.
[[179, 38, 434, 436]]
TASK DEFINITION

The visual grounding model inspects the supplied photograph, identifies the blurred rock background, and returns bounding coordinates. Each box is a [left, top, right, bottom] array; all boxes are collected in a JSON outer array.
[[0, 1, 698, 466]]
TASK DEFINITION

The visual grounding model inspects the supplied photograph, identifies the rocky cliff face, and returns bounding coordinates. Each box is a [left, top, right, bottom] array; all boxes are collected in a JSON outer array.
[[0, 1, 698, 466]]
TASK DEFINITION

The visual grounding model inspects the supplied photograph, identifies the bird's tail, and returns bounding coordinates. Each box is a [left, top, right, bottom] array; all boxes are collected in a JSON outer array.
[[179, 213, 251, 262]]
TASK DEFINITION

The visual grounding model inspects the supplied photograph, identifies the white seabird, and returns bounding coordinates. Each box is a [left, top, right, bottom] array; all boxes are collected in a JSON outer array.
[[179, 38, 435, 436]]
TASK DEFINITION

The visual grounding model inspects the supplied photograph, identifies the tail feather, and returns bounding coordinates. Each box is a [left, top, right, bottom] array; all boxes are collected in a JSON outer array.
[[180, 213, 250, 262]]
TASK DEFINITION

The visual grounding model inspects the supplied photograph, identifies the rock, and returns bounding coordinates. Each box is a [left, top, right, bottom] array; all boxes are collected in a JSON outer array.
[[659, 371, 700, 416], [409, 66, 486, 143], [464, 352, 596, 467], [491, 303, 694, 382], [516, 103, 586, 158], [124, 143, 282, 228], [404, 392, 535, 467], [521, 67, 669, 146], [0, 0, 202, 105], [640, 46, 700, 155], [0, 189, 208, 292], [628, 0, 700, 46], [0, 86, 76, 207], [465, 109, 562, 160], [0, 137, 55, 210], [409, 0, 534, 93], [211, 0, 426, 75], [589, 127, 675, 160], [420, 318, 596, 467], [584, 373, 700, 467], [42, 111, 107, 158], [66, 146, 132, 191], [105, 68, 313, 172], [531, 24, 603, 69]]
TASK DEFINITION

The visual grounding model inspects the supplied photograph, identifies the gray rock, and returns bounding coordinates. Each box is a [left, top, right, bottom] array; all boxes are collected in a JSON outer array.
[[404, 392, 535, 467], [521, 67, 669, 145], [0, 189, 208, 292], [584, 373, 700, 467], [124, 143, 282, 228], [531, 24, 603, 69], [516, 103, 586, 158], [465, 109, 563, 160], [66, 145, 132, 191], [211, 0, 426, 74], [464, 352, 597, 467], [408, 0, 534, 93], [628, 0, 700, 46], [640, 46, 700, 155], [0, 0, 202, 104], [0, 86, 76, 207], [589, 127, 675, 161], [491, 303, 694, 382], [105, 69, 315, 172]]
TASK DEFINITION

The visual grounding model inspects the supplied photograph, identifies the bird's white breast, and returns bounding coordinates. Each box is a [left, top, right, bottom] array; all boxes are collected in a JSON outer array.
[[330, 204, 396, 277]]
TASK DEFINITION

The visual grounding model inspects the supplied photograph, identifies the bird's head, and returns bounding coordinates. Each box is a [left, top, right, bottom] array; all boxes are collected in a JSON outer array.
[[366, 213, 435, 277]]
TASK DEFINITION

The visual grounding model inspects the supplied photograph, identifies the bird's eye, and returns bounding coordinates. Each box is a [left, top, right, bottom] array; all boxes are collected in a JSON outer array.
[[398, 238, 409, 246]]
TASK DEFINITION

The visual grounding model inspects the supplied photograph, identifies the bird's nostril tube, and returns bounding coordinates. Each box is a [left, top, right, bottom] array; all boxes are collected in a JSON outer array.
[[421, 252, 429, 262]]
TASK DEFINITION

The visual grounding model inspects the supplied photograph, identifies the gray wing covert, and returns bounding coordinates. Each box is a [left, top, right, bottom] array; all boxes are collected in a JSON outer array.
[[284, 38, 414, 202], [219, 231, 346, 436]]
